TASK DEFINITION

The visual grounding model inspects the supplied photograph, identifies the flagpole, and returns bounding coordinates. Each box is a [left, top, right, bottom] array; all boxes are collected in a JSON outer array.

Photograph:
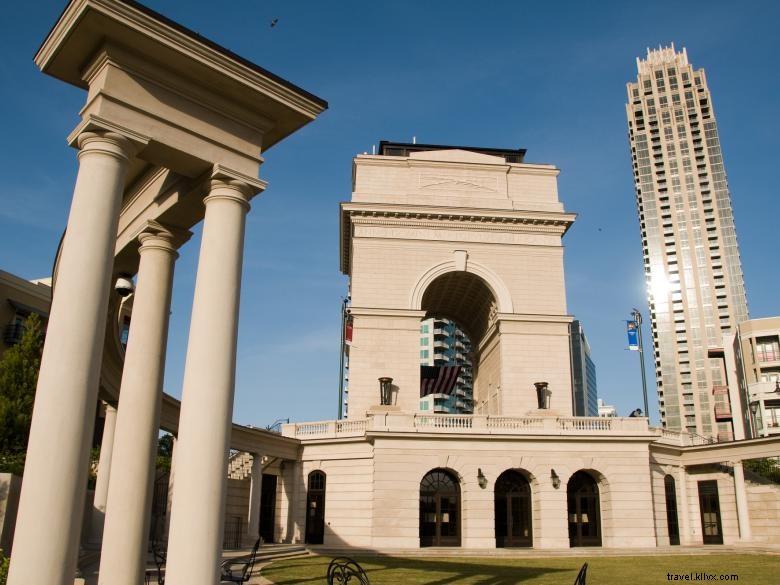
[[337, 296, 349, 419], [632, 307, 650, 418]]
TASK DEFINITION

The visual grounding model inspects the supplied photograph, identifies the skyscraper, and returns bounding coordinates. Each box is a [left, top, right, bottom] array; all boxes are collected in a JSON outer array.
[[626, 45, 748, 439], [569, 320, 598, 416]]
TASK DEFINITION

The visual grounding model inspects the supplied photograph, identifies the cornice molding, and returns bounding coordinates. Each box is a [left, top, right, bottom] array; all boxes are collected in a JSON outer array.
[[340, 203, 575, 275], [36, 0, 326, 119]]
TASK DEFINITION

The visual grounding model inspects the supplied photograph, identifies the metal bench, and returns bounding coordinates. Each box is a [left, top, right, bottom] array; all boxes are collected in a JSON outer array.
[[326, 557, 370, 585], [220, 538, 261, 584], [144, 542, 166, 585], [573, 562, 588, 585]]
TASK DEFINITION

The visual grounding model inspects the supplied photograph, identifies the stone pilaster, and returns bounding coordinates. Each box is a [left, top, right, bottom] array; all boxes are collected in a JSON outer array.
[[732, 460, 752, 541], [247, 454, 264, 545]]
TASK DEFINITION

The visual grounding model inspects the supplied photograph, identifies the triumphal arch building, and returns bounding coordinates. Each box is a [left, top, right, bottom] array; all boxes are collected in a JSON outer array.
[[342, 142, 576, 419]]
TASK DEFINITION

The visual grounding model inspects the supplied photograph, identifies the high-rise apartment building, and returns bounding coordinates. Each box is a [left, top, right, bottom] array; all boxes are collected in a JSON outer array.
[[419, 317, 474, 414], [569, 320, 598, 416], [626, 45, 749, 438]]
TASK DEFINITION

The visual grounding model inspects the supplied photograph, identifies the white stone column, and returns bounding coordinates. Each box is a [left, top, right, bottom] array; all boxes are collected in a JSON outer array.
[[247, 454, 264, 545], [7, 131, 135, 585], [732, 460, 752, 541], [90, 402, 118, 543], [165, 178, 258, 585], [98, 226, 180, 585]]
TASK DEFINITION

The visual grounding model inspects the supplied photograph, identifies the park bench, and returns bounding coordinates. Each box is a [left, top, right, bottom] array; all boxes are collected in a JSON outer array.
[[326, 557, 371, 585], [220, 537, 262, 584]]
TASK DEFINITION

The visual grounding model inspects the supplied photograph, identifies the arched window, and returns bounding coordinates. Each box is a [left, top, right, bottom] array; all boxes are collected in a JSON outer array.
[[567, 471, 601, 547], [664, 474, 680, 545], [419, 469, 460, 547], [305, 470, 326, 544], [494, 470, 532, 547]]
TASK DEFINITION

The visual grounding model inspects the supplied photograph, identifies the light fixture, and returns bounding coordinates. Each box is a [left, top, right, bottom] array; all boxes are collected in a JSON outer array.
[[534, 382, 550, 409], [114, 274, 135, 297], [551, 469, 561, 489], [378, 377, 393, 405], [477, 468, 488, 489], [750, 402, 759, 415]]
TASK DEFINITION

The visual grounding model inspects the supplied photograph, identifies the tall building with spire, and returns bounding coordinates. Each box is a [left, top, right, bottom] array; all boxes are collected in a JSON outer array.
[[626, 45, 748, 440]]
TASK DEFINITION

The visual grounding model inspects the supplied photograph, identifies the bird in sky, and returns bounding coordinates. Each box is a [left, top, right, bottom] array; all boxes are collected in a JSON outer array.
[[270, 18, 278, 28]]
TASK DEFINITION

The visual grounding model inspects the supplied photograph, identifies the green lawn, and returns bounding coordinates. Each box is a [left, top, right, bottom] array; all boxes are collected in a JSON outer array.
[[261, 554, 779, 585]]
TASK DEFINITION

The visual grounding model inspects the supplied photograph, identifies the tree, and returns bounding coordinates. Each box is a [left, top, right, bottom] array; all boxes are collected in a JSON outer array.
[[0, 313, 44, 462]]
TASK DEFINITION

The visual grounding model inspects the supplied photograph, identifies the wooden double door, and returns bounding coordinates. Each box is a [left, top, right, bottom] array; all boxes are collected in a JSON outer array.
[[495, 470, 532, 547], [420, 469, 461, 547]]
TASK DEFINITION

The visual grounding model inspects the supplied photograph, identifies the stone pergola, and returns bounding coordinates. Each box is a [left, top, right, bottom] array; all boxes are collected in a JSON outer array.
[[7, 1, 325, 585]]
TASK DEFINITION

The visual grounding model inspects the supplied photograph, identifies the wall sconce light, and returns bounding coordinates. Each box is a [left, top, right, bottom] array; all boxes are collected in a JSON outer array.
[[534, 381, 551, 409], [477, 468, 488, 489], [551, 469, 561, 489], [378, 377, 393, 405]]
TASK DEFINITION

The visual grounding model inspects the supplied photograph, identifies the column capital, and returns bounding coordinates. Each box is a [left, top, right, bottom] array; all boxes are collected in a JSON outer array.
[[68, 114, 150, 158], [137, 221, 191, 257], [204, 164, 267, 209]]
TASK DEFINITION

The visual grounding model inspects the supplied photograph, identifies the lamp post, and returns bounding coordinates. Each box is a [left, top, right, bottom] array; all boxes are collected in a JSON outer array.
[[632, 308, 650, 419], [749, 401, 759, 438], [337, 296, 349, 419]]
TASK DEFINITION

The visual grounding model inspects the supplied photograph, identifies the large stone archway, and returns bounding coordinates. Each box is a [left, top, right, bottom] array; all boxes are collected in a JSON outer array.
[[340, 142, 576, 419]]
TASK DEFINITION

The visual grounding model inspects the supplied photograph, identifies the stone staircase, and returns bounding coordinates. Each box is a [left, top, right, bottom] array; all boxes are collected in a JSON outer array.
[[227, 452, 278, 480], [228, 451, 254, 480]]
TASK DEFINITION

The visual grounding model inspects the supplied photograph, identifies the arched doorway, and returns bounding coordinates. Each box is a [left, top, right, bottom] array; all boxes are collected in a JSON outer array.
[[419, 468, 461, 547], [567, 471, 601, 547], [305, 470, 326, 544], [664, 474, 680, 545], [494, 470, 532, 547]]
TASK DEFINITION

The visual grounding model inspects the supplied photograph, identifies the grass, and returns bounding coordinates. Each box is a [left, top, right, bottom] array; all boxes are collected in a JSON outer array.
[[261, 553, 780, 585]]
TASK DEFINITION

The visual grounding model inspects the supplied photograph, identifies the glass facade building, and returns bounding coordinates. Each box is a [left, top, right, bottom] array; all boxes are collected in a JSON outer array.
[[626, 45, 748, 439], [570, 320, 599, 416]]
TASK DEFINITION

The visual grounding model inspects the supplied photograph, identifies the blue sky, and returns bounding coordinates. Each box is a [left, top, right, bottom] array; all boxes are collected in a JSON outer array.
[[1, 0, 779, 426]]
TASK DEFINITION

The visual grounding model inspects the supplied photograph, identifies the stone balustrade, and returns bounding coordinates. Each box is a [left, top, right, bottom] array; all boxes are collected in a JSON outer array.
[[282, 413, 652, 439], [654, 427, 715, 446]]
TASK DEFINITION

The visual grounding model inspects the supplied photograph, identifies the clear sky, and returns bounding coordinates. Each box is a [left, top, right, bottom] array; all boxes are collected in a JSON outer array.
[[1, 0, 779, 426]]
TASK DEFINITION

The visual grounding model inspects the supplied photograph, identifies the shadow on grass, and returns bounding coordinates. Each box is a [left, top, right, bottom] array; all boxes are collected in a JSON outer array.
[[262, 552, 780, 585], [261, 555, 574, 585]]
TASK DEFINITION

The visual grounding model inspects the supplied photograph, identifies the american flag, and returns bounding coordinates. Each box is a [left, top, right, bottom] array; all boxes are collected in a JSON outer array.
[[420, 365, 461, 397]]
